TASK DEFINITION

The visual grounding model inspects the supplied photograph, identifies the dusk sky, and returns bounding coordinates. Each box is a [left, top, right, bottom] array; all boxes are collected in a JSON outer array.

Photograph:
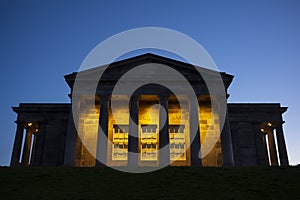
[[1, 0, 299, 166]]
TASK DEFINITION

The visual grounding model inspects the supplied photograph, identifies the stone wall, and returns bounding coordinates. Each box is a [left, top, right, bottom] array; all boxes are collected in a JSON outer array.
[[199, 102, 223, 166], [229, 121, 258, 166], [168, 100, 190, 166], [75, 100, 99, 167], [107, 100, 129, 166], [138, 100, 160, 166]]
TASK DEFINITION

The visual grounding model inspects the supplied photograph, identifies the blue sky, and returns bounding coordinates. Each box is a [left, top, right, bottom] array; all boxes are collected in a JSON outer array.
[[0, 0, 299, 166]]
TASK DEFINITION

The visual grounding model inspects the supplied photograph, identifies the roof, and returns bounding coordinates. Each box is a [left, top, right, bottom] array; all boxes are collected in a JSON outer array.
[[228, 103, 287, 114], [64, 53, 234, 89], [12, 103, 71, 113]]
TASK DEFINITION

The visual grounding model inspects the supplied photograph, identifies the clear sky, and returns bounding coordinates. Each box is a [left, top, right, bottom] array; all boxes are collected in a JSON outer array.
[[0, 0, 299, 166]]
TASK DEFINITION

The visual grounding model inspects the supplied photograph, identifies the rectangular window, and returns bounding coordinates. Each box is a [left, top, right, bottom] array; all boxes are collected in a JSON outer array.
[[112, 125, 128, 160], [140, 125, 158, 161], [169, 125, 186, 161]]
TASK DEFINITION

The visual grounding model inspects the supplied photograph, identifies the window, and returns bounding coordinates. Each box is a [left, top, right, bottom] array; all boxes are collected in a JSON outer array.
[[112, 125, 128, 160], [169, 125, 186, 161], [140, 125, 158, 161]]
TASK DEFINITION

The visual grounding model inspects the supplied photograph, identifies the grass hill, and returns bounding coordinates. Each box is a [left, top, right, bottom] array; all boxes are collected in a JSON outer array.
[[1, 166, 299, 199]]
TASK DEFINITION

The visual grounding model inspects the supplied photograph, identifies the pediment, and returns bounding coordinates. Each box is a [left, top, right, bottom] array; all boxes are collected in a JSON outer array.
[[65, 53, 234, 89]]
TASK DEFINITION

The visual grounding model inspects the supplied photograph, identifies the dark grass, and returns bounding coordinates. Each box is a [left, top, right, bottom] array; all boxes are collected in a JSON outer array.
[[0, 166, 299, 200]]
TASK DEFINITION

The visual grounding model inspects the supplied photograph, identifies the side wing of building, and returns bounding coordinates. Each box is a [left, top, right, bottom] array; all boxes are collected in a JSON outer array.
[[228, 103, 289, 166], [10, 103, 70, 167]]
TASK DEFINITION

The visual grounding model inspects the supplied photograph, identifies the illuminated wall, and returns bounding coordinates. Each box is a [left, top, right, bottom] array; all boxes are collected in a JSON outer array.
[[107, 100, 129, 166], [199, 101, 223, 166], [75, 96, 223, 167], [111, 125, 128, 161], [168, 100, 190, 166], [107, 97, 192, 167], [75, 97, 99, 167], [138, 100, 160, 166]]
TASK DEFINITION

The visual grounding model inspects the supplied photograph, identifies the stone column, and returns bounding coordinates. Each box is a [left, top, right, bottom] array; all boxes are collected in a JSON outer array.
[[253, 122, 268, 166], [159, 95, 170, 166], [64, 110, 78, 166], [267, 128, 279, 166], [32, 121, 46, 166], [275, 122, 289, 166], [10, 121, 24, 166], [221, 109, 235, 166], [261, 133, 270, 165], [128, 96, 139, 167], [63, 97, 80, 166], [189, 97, 201, 166], [21, 128, 33, 166], [96, 95, 109, 166], [29, 134, 38, 165]]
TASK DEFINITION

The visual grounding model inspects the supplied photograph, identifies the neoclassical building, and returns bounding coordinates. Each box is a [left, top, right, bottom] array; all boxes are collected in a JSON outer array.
[[10, 54, 289, 167]]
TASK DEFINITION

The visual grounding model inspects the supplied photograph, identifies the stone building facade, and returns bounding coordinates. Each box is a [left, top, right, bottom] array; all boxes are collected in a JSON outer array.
[[10, 54, 289, 167]]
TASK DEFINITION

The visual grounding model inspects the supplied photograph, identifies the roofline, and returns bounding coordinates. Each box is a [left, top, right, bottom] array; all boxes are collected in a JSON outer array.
[[12, 103, 71, 113], [64, 53, 234, 88], [228, 103, 288, 114], [66, 53, 229, 76]]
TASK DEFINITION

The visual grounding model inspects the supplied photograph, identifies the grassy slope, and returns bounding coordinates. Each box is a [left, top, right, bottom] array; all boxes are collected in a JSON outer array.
[[0, 166, 299, 200]]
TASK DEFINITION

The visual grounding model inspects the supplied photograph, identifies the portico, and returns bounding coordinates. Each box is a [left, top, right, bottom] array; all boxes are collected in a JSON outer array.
[[69, 92, 230, 167]]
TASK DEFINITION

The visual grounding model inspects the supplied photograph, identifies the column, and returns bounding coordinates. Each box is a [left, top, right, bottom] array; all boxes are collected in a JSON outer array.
[[64, 95, 81, 166], [275, 122, 289, 166], [253, 122, 268, 166], [262, 133, 270, 165], [29, 134, 38, 165], [267, 128, 279, 166], [96, 95, 109, 166], [32, 121, 46, 166], [21, 128, 33, 166], [221, 109, 235, 166], [189, 97, 201, 166], [128, 96, 139, 167], [63, 109, 77, 166], [159, 95, 170, 166], [10, 122, 24, 166]]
